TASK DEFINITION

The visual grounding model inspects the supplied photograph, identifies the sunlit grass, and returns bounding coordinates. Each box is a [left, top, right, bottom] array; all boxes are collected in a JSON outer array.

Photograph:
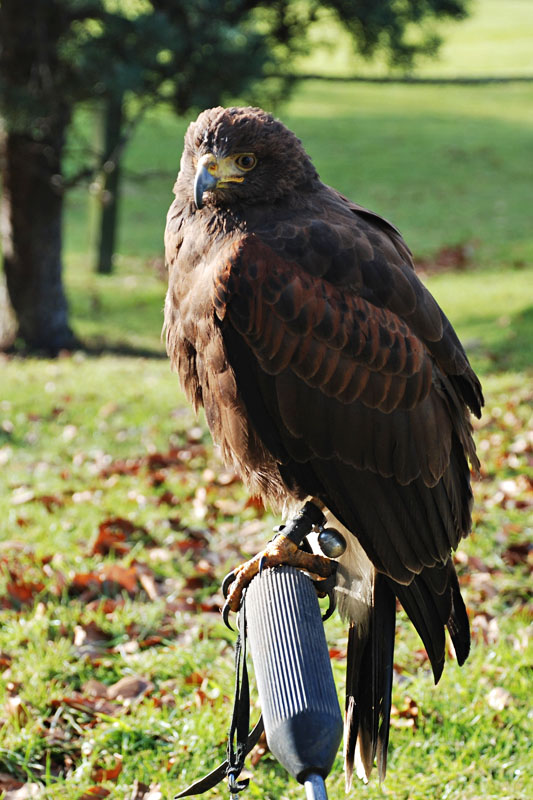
[[294, 0, 533, 78], [2, 2, 532, 795]]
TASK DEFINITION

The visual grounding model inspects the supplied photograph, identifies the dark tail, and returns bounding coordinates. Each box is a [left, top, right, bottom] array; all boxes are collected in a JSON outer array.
[[392, 559, 470, 684], [344, 571, 396, 786], [344, 560, 470, 787]]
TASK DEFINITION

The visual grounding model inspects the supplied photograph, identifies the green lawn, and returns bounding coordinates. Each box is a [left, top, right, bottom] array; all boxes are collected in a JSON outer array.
[[1, 1, 533, 797], [294, 0, 533, 78]]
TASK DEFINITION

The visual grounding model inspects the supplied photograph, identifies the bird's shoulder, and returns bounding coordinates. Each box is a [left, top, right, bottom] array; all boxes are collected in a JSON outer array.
[[211, 187, 482, 418]]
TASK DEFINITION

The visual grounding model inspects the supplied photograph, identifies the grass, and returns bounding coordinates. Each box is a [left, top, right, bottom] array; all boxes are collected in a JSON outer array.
[[1, 2, 533, 797], [0, 355, 531, 799], [294, 0, 533, 78]]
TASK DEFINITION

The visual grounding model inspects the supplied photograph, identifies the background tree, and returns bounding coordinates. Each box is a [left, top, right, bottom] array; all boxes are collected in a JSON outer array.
[[0, 0, 468, 353]]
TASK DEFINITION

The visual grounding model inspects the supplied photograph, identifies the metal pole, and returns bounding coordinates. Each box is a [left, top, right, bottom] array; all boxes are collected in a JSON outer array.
[[304, 773, 329, 800]]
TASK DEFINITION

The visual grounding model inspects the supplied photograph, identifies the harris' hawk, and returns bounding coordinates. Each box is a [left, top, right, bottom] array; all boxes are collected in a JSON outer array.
[[164, 106, 483, 784]]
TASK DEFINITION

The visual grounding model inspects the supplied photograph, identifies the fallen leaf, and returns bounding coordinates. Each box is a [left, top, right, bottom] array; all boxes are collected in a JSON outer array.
[[52, 693, 119, 718], [3, 783, 41, 799], [184, 671, 205, 686], [78, 788, 111, 799], [149, 470, 166, 487], [69, 564, 140, 599], [107, 675, 154, 702], [250, 731, 269, 766], [143, 787, 163, 800], [0, 772, 24, 793], [124, 780, 151, 800], [472, 613, 500, 645], [214, 498, 243, 515], [502, 541, 532, 568], [86, 597, 123, 615], [6, 579, 45, 607], [0, 652, 13, 670], [91, 756, 122, 782], [34, 493, 64, 511], [157, 490, 179, 506], [138, 571, 160, 601], [74, 622, 112, 651], [4, 696, 29, 725], [390, 696, 419, 729], [91, 522, 130, 556], [486, 687, 512, 711], [244, 495, 265, 513], [10, 488, 34, 505], [82, 679, 109, 698]]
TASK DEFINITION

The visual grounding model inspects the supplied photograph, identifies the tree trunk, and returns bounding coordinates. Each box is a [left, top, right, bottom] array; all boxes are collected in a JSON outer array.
[[96, 93, 124, 275], [1, 126, 77, 352]]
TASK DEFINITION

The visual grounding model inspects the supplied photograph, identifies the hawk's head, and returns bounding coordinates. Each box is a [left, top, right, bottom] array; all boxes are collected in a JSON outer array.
[[177, 106, 319, 209]]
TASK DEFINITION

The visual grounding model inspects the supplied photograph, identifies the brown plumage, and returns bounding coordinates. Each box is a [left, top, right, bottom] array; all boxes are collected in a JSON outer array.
[[164, 106, 483, 785]]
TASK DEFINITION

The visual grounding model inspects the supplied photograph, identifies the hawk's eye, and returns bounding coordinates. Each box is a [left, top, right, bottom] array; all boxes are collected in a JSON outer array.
[[235, 154, 257, 171]]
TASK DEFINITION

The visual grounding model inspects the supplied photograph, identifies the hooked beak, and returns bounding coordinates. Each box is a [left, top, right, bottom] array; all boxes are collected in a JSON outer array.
[[194, 155, 219, 209], [193, 153, 245, 209]]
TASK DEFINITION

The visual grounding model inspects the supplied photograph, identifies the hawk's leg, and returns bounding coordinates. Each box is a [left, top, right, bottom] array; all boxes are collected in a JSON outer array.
[[221, 501, 339, 627]]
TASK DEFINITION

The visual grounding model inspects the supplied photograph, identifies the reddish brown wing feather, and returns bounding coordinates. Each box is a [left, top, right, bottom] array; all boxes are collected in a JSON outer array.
[[211, 233, 479, 494], [214, 234, 433, 413]]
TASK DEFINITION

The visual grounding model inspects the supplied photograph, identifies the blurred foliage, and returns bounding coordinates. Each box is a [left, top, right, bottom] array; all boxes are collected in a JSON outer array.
[[0, 0, 471, 176]]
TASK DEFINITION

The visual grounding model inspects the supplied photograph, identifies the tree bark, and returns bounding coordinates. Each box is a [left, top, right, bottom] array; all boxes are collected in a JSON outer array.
[[1, 126, 77, 352], [96, 92, 125, 275]]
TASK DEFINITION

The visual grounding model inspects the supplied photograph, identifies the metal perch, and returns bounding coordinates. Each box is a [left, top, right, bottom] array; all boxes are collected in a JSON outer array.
[[245, 565, 343, 799]]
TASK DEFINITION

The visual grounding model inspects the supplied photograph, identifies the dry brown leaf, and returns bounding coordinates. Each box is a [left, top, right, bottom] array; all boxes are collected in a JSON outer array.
[[390, 696, 419, 729], [6, 579, 45, 607], [502, 542, 532, 568], [157, 490, 179, 506], [244, 495, 265, 513], [78, 788, 111, 799], [3, 784, 41, 799], [0, 772, 24, 793], [138, 571, 160, 601], [90, 519, 132, 556], [214, 498, 243, 515], [250, 731, 269, 766], [69, 564, 140, 599], [184, 671, 205, 686], [34, 493, 64, 511], [82, 679, 110, 698], [472, 613, 500, 645], [0, 652, 13, 670], [107, 675, 154, 702], [328, 648, 346, 660], [143, 787, 163, 800], [74, 622, 112, 650], [124, 780, 151, 800], [91, 756, 122, 783], [486, 687, 512, 711], [4, 696, 29, 725], [52, 693, 119, 717]]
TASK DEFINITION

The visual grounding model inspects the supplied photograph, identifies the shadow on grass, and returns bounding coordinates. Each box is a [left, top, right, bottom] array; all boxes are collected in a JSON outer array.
[[465, 305, 533, 373], [82, 340, 167, 359], [2, 338, 167, 360]]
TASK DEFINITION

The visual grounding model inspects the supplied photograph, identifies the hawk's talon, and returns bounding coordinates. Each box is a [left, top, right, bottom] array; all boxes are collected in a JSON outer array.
[[322, 587, 336, 621], [221, 534, 337, 629], [222, 570, 236, 598], [222, 599, 234, 630], [311, 569, 338, 621]]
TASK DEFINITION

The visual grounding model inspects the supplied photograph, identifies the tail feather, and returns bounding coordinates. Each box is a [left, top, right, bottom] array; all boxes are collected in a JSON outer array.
[[344, 572, 396, 787], [446, 566, 470, 665], [391, 559, 469, 684]]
